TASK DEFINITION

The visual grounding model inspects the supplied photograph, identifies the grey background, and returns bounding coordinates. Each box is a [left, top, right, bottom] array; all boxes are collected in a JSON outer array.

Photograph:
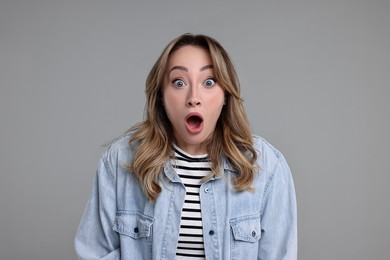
[[0, 0, 389, 259]]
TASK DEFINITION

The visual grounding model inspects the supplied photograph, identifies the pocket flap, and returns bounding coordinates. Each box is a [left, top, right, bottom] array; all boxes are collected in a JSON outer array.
[[230, 214, 261, 242], [113, 211, 154, 239]]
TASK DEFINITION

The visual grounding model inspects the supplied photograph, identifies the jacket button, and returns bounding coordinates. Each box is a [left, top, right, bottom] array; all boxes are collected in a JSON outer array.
[[252, 231, 256, 237], [134, 227, 139, 233], [204, 188, 210, 193], [209, 230, 215, 236]]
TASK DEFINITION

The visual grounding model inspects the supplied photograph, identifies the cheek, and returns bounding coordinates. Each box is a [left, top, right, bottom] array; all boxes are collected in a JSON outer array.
[[164, 95, 179, 112], [211, 91, 226, 109], [208, 95, 225, 120], [162, 93, 182, 122]]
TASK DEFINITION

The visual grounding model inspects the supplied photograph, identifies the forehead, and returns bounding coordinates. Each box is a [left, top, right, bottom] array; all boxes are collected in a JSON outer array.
[[167, 45, 212, 69]]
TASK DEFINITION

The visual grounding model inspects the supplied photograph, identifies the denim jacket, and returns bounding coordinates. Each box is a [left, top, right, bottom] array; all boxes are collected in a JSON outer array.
[[75, 135, 297, 259]]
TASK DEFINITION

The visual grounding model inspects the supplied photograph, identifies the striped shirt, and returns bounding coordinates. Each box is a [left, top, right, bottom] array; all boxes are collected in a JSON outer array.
[[171, 145, 211, 260]]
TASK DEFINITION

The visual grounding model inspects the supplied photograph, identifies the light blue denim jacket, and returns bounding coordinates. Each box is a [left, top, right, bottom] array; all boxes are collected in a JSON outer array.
[[75, 135, 297, 259]]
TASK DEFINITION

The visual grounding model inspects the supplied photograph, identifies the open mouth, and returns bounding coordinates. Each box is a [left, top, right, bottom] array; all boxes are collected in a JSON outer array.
[[185, 113, 204, 133], [187, 115, 203, 128]]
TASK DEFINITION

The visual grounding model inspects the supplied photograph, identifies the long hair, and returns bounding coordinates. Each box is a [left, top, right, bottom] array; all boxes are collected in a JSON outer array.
[[127, 33, 257, 201]]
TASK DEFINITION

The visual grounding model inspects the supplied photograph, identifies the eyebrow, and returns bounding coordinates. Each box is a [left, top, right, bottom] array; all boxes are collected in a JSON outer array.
[[169, 64, 213, 74], [200, 64, 213, 71]]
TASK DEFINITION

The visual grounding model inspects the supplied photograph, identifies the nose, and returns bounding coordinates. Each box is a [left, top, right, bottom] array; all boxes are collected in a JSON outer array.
[[186, 86, 201, 107], [186, 98, 201, 107]]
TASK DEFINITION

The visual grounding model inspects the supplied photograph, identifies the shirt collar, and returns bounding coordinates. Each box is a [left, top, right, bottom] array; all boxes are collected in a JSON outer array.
[[163, 154, 238, 182]]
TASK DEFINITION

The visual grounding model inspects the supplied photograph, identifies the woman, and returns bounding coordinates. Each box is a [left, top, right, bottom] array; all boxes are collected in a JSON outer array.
[[75, 33, 297, 259]]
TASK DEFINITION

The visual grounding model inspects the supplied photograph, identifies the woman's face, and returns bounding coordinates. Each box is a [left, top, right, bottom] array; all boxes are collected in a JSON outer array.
[[162, 45, 225, 155]]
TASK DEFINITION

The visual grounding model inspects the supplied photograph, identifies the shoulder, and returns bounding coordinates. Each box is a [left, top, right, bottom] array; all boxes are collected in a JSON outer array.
[[252, 135, 291, 180], [100, 133, 138, 174], [252, 135, 284, 163]]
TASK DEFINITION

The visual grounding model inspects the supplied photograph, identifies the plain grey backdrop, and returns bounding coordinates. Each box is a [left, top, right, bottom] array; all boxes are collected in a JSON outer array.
[[1, 0, 389, 259]]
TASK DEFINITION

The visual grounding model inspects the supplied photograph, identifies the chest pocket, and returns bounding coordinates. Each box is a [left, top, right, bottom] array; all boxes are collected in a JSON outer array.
[[113, 211, 154, 239], [229, 214, 261, 259], [230, 213, 261, 242]]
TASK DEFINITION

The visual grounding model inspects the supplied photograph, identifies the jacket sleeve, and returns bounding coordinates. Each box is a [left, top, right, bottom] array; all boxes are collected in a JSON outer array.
[[258, 151, 298, 260], [75, 156, 120, 260]]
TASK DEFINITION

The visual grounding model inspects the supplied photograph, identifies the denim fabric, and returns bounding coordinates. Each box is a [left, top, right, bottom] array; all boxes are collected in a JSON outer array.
[[75, 135, 297, 259]]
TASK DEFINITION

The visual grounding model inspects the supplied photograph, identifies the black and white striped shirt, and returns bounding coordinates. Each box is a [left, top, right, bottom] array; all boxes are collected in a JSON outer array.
[[171, 145, 211, 260]]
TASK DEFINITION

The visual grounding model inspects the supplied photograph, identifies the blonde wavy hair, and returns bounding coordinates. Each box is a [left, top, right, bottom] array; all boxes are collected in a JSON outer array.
[[127, 33, 257, 201]]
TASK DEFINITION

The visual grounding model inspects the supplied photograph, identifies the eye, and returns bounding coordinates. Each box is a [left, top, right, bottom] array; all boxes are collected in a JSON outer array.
[[172, 79, 185, 88], [204, 78, 216, 87]]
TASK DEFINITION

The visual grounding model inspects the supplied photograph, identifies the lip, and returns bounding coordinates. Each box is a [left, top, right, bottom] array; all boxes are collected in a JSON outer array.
[[185, 112, 204, 134]]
